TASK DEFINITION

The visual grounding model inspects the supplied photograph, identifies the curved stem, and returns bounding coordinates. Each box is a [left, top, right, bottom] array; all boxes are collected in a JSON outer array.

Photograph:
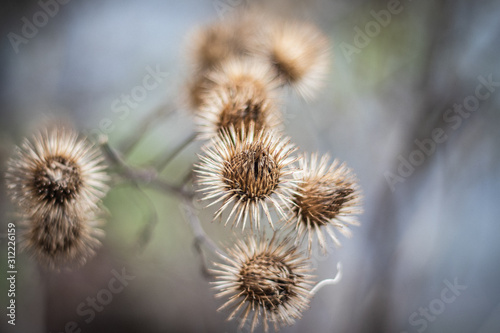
[[155, 132, 197, 172], [100, 137, 191, 198], [120, 103, 176, 156], [181, 197, 226, 278], [309, 262, 343, 296], [101, 137, 219, 278]]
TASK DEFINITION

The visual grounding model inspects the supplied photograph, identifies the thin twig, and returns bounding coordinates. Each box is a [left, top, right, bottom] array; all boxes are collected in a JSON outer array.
[[181, 196, 226, 278], [120, 103, 176, 156], [101, 137, 218, 278], [180, 168, 195, 187], [133, 186, 159, 253], [100, 137, 191, 197], [155, 132, 197, 172], [310, 262, 343, 296], [181, 197, 224, 255]]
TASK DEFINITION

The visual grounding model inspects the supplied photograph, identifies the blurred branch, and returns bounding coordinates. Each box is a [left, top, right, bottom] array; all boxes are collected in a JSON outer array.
[[119, 103, 177, 156], [154, 132, 197, 172], [100, 137, 193, 198], [181, 196, 226, 279], [133, 186, 159, 253], [101, 137, 222, 280]]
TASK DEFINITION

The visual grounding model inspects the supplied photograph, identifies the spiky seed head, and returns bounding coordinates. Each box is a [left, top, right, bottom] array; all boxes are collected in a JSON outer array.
[[5, 127, 109, 220], [5, 126, 108, 269], [196, 59, 282, 140], [257, 20, 330, 99], [288, 153, 362, 253], [211, 235, 314, 333], [196, 125, 297, 230], [20, 211, 104, 270], [187, 14, 257, 73]]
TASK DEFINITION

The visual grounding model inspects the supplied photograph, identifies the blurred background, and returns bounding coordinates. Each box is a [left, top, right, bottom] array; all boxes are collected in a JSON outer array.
[[1, 0, 500, 332]]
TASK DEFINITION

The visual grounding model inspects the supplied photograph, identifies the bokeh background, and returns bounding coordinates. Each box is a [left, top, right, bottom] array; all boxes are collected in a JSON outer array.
[[1, 0, 500, 332]]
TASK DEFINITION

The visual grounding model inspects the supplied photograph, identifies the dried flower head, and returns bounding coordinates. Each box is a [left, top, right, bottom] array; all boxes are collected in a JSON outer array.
[[5, 127, 108, 220], [5, 126, 108, 269], [188, 15, 256, 73], [288, 153, 362, 253], [185, 12, 269, 112], [196, 125, 297, 230], [211, 235, 314, 332], [20, 211, 104, 269], [196, 59, 282, 140], [258, 21, 330, 99]]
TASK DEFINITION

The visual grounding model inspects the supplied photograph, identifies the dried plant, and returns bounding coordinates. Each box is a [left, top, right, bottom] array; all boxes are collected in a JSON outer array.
[[196, 124, 297, 230], [195, 58, 282, 140], [4, 9, 361, 332], [255, 20, 331, 99], [287, 153, 363, 254], [5, 127, 108, 269], [211, 234, 314, 333]]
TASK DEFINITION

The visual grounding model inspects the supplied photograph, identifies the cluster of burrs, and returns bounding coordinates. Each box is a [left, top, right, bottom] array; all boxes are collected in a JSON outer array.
[[5, 126, 109, 269], [3, 8, 363, 332], [188, 10, 363, 333]]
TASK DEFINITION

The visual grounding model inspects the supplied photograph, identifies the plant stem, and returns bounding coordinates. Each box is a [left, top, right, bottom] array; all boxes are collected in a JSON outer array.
[[309, 262, 342, 296], [155, 132, 197, 172], [101, 138, 191, 198], [119, 103, 176, 156]]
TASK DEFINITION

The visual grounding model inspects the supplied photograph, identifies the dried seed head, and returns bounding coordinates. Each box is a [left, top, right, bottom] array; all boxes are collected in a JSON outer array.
[[257, 20, 330, 99], [211, 235, 314, 333], [196, 125, 297, 230], [5, 126, 109, 269], [184, 11, 268, 113], [5, 127, 109, 219], [196, 59, 282, 140], [288, 153, 362, 253], [20, 211, 104, 270], [33, 155, 82, 205], [188, 14, 257, 73]]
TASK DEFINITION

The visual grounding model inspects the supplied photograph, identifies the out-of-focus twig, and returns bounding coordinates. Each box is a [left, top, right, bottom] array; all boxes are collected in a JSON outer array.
[[154, 132, 197, 172], [101, 136, 221, 279], [100, 137, 193, 198], [181, 196, 226, 279], [119, 103, 177, 156]]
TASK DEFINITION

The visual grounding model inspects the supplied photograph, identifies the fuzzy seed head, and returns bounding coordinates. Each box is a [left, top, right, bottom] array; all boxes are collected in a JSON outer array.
[[240, 254, 295, 309], [5, 126, 109, 269], [33, 155, 82, 205], [6, 127, 108, 218], [288, 153, 362, 253], [21, 211, 104, 269], [259, 21, 330, 99], [196, 125, 297, 230], [188, 14, 258, 73], [196, 59, 282, 140], [211, 235, 314, 332], [223, 141, 280, 199]]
